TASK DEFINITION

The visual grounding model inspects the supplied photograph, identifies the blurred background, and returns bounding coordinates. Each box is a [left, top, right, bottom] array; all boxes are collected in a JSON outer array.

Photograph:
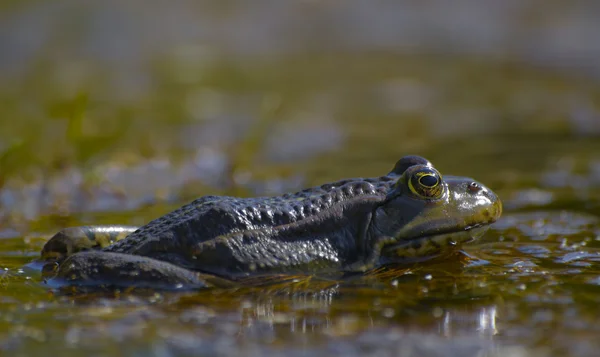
[[1, 0, 599, 230], [1, 1, 600, 356]]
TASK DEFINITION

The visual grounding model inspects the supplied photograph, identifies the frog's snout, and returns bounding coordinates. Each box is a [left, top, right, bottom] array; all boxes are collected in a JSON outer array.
[[478, 185, 502, 224]]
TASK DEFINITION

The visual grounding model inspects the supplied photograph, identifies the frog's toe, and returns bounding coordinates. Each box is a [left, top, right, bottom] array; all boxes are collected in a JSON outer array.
[[45, 251, 210, 291]]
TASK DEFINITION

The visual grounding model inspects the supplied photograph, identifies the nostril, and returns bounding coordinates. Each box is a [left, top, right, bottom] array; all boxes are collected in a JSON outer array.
[[467, 182, 481, 193]]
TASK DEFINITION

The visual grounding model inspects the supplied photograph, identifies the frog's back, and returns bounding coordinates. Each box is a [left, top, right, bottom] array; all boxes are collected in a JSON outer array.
[[105, 175, 398, 256]]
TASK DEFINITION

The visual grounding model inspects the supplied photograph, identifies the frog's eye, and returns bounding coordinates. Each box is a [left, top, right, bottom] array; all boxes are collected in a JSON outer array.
[[407, 167, 444, 200]]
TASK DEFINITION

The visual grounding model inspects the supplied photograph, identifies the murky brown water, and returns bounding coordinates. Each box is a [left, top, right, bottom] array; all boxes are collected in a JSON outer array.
[[2, 2, 600, 356]]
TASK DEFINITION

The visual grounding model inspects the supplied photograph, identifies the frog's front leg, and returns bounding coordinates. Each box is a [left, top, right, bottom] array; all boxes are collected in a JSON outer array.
[[41, 226, 139, 261], [46, 251, 217, 291]]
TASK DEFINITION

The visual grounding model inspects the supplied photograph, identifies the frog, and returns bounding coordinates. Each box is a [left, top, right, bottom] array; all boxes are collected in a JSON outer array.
[[39, 155, 501, 290]]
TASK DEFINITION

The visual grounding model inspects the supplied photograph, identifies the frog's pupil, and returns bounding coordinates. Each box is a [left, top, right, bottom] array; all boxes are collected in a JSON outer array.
[[419, 174, 438, 187]]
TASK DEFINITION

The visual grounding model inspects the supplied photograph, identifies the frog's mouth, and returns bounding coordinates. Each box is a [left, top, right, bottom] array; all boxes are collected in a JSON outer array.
[[379, 224, 490, 262]]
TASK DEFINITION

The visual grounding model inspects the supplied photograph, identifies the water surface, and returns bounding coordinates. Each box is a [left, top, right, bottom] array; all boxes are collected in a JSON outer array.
[[1, 2, 600, 356]]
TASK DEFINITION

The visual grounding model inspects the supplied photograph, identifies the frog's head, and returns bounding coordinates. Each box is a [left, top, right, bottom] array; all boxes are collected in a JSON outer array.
[[371, 155, 502, 263]]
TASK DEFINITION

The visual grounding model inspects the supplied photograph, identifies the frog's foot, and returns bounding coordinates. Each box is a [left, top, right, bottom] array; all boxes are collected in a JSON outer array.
[[41, 226, 139, 262], [44, 251, 215, 291]]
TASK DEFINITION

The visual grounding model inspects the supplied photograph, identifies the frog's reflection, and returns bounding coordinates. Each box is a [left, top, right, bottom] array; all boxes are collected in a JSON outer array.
[[234, 285, 498, 339]]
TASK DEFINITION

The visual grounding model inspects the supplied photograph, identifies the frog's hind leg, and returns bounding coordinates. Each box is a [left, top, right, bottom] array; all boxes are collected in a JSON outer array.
[[41, 226, 139, 262], [46, 251, 216, 291]]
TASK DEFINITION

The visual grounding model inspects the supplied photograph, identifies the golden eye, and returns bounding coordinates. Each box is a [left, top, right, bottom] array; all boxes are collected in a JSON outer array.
[[407, 167, 444, 199]]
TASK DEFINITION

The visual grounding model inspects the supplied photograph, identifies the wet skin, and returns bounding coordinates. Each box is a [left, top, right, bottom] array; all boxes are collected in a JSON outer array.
[[39, 156, 502, 290]]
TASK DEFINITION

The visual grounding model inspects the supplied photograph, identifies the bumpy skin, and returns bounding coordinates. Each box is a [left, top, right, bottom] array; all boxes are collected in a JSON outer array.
[[40, 156, 502, 290]]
